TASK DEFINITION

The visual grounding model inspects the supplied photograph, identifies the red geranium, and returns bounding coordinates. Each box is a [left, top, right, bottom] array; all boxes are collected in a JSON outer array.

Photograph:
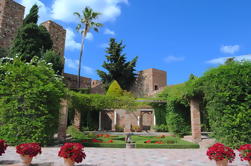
[[58, 143, 86, 163], [154, 141, 164, 144], [16, 143, 41, 157], [92, 139, 102, 143], [238, 144, 251, 161], [106, 140, 113, 143], [206, 143, 235, 163], [144, 140, 151, 143], [0, 140, 8, 156]]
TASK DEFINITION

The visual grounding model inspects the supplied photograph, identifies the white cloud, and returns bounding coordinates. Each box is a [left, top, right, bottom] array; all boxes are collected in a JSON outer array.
[[65, 28, 81, 50], [19, 0, 50, 23], [164, 56, 185, 63], [65, 58, 95, 75], [206, 54, 251, 64], [104, 28, 115, 35], [51, 0, 127, 23], [220, 45, 240, 54], [99, 43, 109, 48], [86, 32, 94, 40]]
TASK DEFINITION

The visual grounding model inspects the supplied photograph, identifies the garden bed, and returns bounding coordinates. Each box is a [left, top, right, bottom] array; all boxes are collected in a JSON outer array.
[[132, 136, 199, 149]]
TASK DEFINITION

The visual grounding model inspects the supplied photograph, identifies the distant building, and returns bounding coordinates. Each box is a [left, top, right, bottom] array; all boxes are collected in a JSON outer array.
[[131, 68, 167, 97], [41, 20, 66, 58], [0, 0, 24, 49], [63, 73, 91, 90], [90, 80, 105, 94]]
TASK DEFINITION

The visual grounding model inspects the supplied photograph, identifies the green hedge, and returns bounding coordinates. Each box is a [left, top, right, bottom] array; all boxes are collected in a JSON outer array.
[[135, 144, 199, 149], [0, 58, 65, 145], [82, 143, 126, 148], [196, 61, 251, 148]]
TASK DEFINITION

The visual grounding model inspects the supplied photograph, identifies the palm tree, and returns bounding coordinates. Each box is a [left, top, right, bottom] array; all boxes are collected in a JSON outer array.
[[74, 7, 103, 89]]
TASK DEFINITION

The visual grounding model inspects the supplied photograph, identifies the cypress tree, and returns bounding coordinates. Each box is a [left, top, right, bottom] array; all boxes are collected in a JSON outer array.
[[97, 38, 138, 91], [23, 4, 39, 25]]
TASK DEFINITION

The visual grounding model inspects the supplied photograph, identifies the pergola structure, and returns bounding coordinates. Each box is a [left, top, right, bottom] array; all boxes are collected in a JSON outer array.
[[57, 99, 202, 143]]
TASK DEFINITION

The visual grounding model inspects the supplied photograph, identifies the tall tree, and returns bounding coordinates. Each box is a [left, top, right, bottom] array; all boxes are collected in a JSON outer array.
[[74, 7, 103, 89], [23, 4, 39, 25], [10, 4, 52, 62], [97, 38, 138, 91]]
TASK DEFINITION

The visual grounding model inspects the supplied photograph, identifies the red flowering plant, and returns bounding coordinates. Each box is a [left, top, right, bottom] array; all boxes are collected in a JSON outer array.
[[16, 143, 41, 157], [58, 143, 86, 163], [0, 140, 8, 156], [238, 144, 251, 161], [206, 143, 235, 163]]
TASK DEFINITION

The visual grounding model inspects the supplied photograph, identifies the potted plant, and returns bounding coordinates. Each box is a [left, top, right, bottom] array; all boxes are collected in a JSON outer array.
[[238, 144, 251, 166], [16, 143, 41, 166], [0, 139, 8, 156], [206, 143, 235, 166], [58, 142, 86, 166]]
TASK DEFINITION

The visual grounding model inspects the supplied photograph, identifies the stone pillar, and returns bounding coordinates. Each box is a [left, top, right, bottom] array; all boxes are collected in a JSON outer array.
[[124, 113, 131, 132], [73, 109, 81, 129], [190, 98, 201, 143], [58, 99, 68, 141], [98, 111, 102, 131], [153, 111, 156, 126]]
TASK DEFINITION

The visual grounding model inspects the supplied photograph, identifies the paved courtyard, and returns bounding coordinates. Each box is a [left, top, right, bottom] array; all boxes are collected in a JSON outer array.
[[0, 147, 248, 166]]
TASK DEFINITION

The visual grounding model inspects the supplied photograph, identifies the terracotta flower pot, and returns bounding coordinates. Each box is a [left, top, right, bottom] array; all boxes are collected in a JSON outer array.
[[248, 160, 251, 166], [215, 158, 228, 166], [20, 155, 33, 166], [64, 158, 75, 166]]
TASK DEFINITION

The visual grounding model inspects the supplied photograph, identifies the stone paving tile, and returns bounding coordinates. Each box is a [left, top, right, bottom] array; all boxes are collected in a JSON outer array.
[[0, 147, 249, 166]]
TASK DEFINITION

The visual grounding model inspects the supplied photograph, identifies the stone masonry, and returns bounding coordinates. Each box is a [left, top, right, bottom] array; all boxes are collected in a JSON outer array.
[[41, 20, 66, 57], [63, 73, 91, 89], [0, 0, 24, 49], [132, 68, 167, 97], [190, 98, 201, 143]]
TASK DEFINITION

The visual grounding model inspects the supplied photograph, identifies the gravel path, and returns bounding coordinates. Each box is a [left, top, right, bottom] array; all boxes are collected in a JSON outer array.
[[0, 147, 248, 166]]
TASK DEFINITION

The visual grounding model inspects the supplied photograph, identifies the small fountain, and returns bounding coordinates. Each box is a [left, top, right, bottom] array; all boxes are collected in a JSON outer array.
[[125, 132, 136, 148]]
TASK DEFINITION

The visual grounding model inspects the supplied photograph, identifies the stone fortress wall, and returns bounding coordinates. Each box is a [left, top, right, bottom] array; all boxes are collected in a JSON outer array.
[[0, 0, 167, 97], [0, 0, 24, 49]]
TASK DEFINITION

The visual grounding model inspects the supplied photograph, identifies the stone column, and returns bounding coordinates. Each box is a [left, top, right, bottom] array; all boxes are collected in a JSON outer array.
[[190, 98, 201, 143], [73, 109, 81, 129], [98, 111, 102, 131], [58, 99, 68, 141]]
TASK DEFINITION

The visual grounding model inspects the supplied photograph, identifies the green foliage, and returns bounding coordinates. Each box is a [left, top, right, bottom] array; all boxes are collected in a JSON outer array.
[[43, 50, 64, 75], [106, 80, 123, 97], [197, 61, 251, 148], [10, 24, 53, 62], [66, 126, 86, 140], [132, 136, 199, 149], [0, 58, 65, 145], [159, 84, 191, 136], [0, 48, 8, 58], [97, 38, 138, 90], [70, 91, 137, 112], [150, 102, 167, 126], [153, 124, 169, 132], [23, 4, 39, 25]]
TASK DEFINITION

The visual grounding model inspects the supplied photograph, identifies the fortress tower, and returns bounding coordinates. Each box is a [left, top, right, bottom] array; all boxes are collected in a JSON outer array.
[[0, 0, 24, 49], [132, 68, 167, 97], [41, 20, 66, 57]]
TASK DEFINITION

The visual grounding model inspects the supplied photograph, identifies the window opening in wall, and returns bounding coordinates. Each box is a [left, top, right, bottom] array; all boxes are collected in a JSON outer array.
[[154, 85, 158, 90]]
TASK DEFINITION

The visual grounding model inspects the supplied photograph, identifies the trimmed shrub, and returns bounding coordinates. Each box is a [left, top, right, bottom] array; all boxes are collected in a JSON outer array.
[[106, 80, 123, 97], [0, 58, 65, 145]]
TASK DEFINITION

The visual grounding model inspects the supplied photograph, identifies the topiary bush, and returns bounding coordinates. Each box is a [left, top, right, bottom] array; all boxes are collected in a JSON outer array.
[[0, 57, 65, 145], [106, 80, 123, 97]]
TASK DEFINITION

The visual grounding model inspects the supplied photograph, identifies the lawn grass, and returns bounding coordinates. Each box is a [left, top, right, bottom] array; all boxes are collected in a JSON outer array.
[[132, 136, 199, 149]]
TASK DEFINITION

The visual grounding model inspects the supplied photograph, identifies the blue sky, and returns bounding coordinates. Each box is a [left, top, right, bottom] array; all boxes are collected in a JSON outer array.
[[16, 0, 251, 85]]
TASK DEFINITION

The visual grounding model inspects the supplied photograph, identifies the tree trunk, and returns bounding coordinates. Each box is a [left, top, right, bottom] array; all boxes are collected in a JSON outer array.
[[77, 34, 85, 89]]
